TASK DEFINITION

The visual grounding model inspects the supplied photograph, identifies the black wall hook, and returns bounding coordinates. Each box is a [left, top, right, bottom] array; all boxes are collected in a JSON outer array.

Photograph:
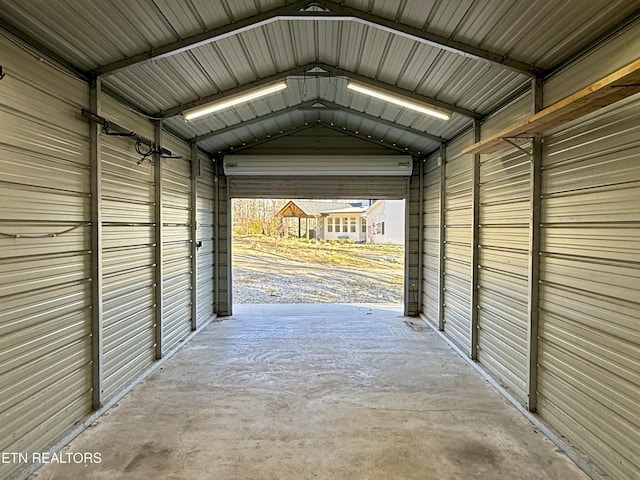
[[0, 66, 6, 80]]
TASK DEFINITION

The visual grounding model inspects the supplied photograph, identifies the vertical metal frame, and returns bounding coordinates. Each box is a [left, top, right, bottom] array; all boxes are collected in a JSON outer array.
[[403, 175, 411, 316], [417, 157, 425, 314], [190, 144, 199, 330], [225, 174, 233, 316], [438, 144, 446, 331], [527, 78, 543, 412], [470, 120, 481, 360], [213, 159, 220, 315], [89, 77, 103, 410], [154, 121, 164, 359], [403, 177, 411, 316]]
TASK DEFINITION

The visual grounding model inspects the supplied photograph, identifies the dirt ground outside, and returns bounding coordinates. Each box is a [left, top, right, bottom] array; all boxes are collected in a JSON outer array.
[[232, 235, 404, 304]]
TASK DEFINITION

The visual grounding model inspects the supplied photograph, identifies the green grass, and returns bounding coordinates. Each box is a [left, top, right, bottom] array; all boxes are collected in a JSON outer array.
[[233, 234, 404, 270]]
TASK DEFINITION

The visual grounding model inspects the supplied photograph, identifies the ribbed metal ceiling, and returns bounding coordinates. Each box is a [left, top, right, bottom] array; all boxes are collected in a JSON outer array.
[[0, 0, 638, 157]]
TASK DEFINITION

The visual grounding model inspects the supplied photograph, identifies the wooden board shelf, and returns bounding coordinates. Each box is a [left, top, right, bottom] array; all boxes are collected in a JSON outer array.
[[462, 58, 640, 155]]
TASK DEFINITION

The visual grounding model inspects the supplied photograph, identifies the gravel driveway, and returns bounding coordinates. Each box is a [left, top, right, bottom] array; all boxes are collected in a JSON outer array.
[[233, 251, 404, 304]]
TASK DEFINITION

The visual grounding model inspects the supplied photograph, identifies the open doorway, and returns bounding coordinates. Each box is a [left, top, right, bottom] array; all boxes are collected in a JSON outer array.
[[231, 198, 405, 305]]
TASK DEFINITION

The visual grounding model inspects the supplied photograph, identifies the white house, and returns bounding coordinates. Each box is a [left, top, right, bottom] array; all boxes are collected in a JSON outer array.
[[318, 200, 404, 244], [364, 200, 405, 244], [320, 206, 368, 242], [276, 199, 405, 244]]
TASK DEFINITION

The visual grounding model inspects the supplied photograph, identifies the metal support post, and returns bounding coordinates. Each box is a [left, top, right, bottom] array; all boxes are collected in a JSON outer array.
[[89, 77, 103, 410], [438, 144, 446, 331], [154, 121, 164, 359], [527, 78, 543, 412], [417, 157, 425, 314], [213, 159, 220, 315], [470, 120, 481, 360], [190, 143, 199, 330]]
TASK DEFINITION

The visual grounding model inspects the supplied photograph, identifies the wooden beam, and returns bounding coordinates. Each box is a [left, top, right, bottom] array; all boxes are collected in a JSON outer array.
[[462, 59, 640, 155]]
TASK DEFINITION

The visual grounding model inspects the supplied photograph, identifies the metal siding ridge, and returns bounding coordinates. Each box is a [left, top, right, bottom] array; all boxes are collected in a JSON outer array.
[[538, 95, 640, 480]]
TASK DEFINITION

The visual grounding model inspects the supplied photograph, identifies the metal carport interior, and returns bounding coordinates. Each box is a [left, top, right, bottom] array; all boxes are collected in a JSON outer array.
[[0, 1, 639, 479]]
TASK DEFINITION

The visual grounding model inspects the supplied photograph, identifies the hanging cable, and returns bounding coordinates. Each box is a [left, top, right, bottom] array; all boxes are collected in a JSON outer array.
[[82, 109, 184, 165], [0, 223, 90, 239], [135, 137, 156, 165]]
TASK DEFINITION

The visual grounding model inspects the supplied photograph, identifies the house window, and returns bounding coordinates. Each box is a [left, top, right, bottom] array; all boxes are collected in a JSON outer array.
[[361, 219, 367, 233], [335, 218, 341, 233], [350, 218, 356, 233], [327, 218, 333, 233], [376, 222, 385, 235]]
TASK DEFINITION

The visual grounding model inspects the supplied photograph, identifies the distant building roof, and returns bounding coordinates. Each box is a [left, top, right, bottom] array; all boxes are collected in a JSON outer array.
[[321, 206, 367, 215], [276, 200, 352, 218]]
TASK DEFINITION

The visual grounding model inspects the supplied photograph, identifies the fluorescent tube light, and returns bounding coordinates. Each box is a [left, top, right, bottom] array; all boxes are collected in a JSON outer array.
[[183, 82, 288, 121], [223, 155, 414, 176], [347, 82, 451, 120]]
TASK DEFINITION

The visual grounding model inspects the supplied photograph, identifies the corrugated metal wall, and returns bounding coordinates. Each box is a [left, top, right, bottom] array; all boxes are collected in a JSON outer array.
[[100, 97, 156, 402], [442, 133, 473, 353], [538, 95, 640, 480], [0, 32, 92, 480], [477, 147, 531, 404], [422, 155, 441, 327], [196, 153, 216, 325], [420, 84, 640, 480], [160, 134, 193, 351]]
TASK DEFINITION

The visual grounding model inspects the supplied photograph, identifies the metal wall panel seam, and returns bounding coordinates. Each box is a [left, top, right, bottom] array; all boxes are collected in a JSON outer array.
[[154, 121, 164, 359], [470, 120, 481, 361], [190, 144, 199, 330], [527, 78, 543, 413], [438, 144, 446, 331], [90, 78, 103, 410]]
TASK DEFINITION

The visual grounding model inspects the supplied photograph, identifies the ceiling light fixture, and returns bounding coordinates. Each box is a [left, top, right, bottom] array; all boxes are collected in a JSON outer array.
[[223, 155, 414, 176], [347, 82, 451, 120], [183, 82, 288, 121]]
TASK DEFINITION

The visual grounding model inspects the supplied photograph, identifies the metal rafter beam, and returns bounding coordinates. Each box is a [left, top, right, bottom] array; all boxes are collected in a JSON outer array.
[[91, 1, 540, 78], [0, 18, 87, 79], [217, 123, 317, 156], [91, 0, 309, 77], [217, 121, 427, 157], [191, 99, 448, 144], [321, 123, 422, 156], [157, 62, 479, 119], [324, 2, 541, 77]]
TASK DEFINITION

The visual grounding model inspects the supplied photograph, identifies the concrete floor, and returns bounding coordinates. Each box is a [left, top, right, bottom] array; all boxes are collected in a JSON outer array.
[[34, 304, 588, 480]]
